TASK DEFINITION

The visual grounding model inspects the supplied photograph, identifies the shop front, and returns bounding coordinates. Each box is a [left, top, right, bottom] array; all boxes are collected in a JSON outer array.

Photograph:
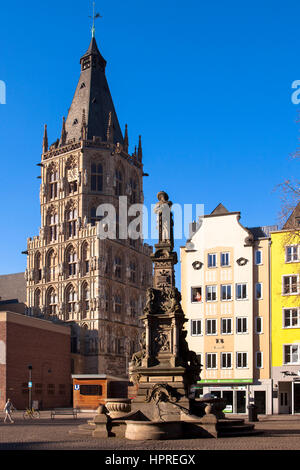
[[196, 378, 273, 415]]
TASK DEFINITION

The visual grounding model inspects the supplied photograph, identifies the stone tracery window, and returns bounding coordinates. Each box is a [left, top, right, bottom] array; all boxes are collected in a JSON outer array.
[[114, 255, 122, 279], [129, 176, 138, 204], [66, 246, 77, 277], [82, 282, 90, 319], [66, 284, 76, 319], [91, 163, 103, 192], [82, 242, 90, 275], [46, 249, 57, 281], [34, 288, 41, 312], [114, 168, 123, 196], [35, 252, 42, 282], [48, 168, 58, 200], [66, 206, 77, 238], [46, 287, 57, 316]]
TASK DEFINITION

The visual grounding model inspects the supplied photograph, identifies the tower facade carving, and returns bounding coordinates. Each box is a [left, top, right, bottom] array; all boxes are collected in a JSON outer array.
[[25, 36, 153, 376]]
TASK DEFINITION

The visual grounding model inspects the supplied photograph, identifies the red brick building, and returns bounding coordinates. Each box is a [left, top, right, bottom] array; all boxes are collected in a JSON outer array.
[[0, 311, 71, 410]]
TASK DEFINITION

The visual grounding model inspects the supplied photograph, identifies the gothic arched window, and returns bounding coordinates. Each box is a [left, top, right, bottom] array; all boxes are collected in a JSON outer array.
[[48, 166, 58, 200], [91, 163, 103, 192], [81, 282, 89, 319], [129, 261, 137, 283], [46, 249, 57, 281], [66, 246, 77, 277], [34, 289, 41, 311], [82, 242, 90, 275], [114, 255, 122, 279], [46, 287, 57, 316], [114, 169, 123, 196], [66, 207, 77, 238], [129, 177, 138, 204], [35, 252, 42, 282], [66, 284, 76, 319], [114, 291, 123, 314], [46, 208, 58, 243]]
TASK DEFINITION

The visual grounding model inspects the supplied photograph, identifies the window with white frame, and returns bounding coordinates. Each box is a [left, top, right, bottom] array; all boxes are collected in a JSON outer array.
[[255, 316, 263, 334], [255, 282, 263, 299], [282, 275, 299, 295], [236, 352, 248, 368], [206, 319, 217, 335], [221, 284, 232, 301], [191, 319, 202, 336], [236, 317, 248, 334], [284, 344, 300, 364], [221, 352, 232, 369], [221, 318, 232, 334], [206, 353, 217, 369], [206, 285, 217, 302], [256, 351, 263, 368], [221, 252, 230, 267], [285, 245, 299, 263], [208, 253, 217, 268], [191, 287, 202, 303], [283, 308, 300, 328], [236, 283, 247, 300], [255, 249, 262, 265]]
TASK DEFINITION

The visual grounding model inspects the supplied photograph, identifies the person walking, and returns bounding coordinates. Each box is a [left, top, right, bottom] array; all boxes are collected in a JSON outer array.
[[3, 398, 14, 423]]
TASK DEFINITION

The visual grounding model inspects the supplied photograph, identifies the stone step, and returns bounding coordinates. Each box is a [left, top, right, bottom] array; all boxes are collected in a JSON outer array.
[[217, 418, 246, 427], [218, 429, 263, 438]]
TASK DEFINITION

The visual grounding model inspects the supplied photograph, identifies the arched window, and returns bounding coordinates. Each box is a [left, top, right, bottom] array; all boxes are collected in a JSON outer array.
[[66, 284, 76, 319], [130, 298, 137, 318], [91, 163, 103, 192], [66, 208, 77, 238], [34, 289, 41, 311], [46, 249, 57, 281], [49, 168, 58, 199], [114, 256, 122, 279], [114, 292, 123, 314], [129, 261, 137, 283], [82, 242, 89, 275], [66, 246, 77, 277], [82, 282, 89, 319], [46, 287, 57, 316], [114, 169, 123, 196], [35, 252, 42, 282], [129, 177, 138, 204], [46, 208, 58, 242]]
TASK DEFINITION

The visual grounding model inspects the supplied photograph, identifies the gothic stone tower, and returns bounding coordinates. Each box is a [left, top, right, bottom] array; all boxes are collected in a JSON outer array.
[[25, 36, 153, 376]]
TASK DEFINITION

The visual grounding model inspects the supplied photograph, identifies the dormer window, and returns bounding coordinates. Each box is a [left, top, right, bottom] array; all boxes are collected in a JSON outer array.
[[80, 82, 86, 89], [73, 119, 78, 125]]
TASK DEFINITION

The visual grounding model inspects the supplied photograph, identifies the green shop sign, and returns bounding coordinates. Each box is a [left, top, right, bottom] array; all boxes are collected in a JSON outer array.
[[197, 379, 252, 384]]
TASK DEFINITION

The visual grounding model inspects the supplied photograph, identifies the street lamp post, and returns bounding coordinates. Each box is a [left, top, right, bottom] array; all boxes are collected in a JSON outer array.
[[28, 365, 32, 409]]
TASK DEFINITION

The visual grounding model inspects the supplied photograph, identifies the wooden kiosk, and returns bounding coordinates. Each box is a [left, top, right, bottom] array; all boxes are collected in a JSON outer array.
[[72, 374, 129, 410]]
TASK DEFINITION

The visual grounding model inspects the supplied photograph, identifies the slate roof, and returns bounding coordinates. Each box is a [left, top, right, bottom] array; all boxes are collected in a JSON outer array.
[[64, 37, 124, 145]]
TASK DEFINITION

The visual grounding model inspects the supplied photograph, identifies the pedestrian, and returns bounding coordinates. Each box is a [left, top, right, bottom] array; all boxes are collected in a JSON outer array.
[[3, 398, 14, 423]]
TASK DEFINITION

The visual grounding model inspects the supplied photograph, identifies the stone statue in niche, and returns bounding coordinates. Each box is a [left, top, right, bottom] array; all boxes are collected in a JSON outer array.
[[153, 330, 170, 354], [130, 332, 146, 367]]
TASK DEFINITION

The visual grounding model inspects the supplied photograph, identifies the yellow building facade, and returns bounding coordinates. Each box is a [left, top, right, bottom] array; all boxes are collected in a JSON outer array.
[[271, 224, 300, 414]]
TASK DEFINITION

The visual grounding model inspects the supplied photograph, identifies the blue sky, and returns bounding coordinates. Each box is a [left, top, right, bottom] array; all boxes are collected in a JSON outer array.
[[0, 0, 299, 280]]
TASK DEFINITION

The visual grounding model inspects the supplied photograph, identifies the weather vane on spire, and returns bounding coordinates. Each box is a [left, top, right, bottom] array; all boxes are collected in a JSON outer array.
[[90, 1, 102, 38]]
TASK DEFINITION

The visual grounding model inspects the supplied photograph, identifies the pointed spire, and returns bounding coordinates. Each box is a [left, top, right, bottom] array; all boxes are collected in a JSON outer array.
[[42, 124, 48, 153], [124, 124, 129, 153], [106, 111, 114, 143], [137, 135, 143, 161], [60, 116, 67, 146]]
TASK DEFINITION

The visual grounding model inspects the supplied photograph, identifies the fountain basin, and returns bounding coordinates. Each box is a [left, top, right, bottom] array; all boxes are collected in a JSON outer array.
[[125, 420, 182, 440]]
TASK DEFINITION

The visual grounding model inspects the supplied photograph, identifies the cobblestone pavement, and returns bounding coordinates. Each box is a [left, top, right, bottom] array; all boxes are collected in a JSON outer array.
[[0, 412, 300, 452]]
